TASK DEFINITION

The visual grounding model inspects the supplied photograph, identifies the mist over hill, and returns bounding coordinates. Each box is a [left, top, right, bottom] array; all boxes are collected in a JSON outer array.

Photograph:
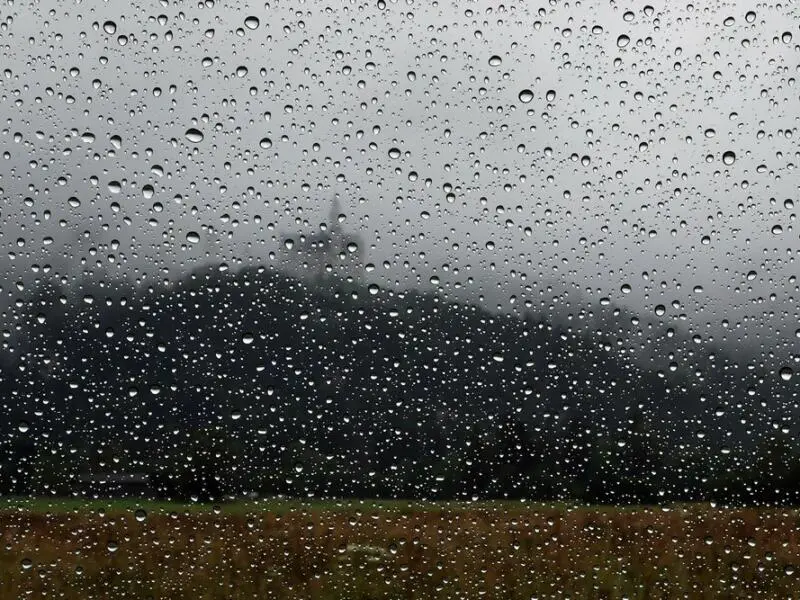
[[0, 262, 796, 504]]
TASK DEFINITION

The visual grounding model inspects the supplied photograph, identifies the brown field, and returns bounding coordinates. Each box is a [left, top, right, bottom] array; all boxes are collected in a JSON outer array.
[[1, 500, 799, 599]]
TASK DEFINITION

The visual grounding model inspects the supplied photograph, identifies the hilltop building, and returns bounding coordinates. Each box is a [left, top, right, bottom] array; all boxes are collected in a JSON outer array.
[[280, 198, 363, 281]]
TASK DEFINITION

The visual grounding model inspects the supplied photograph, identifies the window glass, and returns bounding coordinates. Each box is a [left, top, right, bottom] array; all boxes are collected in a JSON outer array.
[[1, 1, 798, 598]]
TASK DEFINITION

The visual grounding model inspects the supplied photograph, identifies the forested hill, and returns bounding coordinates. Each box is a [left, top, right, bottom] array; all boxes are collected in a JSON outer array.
[[0, 265, 796, 504]]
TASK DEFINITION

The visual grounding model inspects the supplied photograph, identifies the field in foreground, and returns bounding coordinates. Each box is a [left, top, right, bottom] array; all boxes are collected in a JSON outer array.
[[1, 499, 799, 599]]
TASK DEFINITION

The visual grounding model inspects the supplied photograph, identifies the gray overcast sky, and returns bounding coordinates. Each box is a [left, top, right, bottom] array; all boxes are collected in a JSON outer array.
[[0, 0, 798, 356]]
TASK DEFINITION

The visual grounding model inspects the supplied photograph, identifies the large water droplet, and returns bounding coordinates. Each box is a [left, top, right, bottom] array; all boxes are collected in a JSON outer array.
[[185, 128, 204, 143], [518, 89, 534, 103]]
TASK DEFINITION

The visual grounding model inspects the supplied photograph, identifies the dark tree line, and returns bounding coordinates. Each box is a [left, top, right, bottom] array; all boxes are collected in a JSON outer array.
[[0, 264, 797, 505]]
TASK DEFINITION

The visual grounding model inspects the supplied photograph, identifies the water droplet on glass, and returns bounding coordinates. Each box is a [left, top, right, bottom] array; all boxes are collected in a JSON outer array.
[[244, 16, 260, 30], [518, 89, 534, 103], [722, 151, 736, 165], [185, 128, 204, 143], [617, 34, 631, 48], [103, 21, 117, 34]]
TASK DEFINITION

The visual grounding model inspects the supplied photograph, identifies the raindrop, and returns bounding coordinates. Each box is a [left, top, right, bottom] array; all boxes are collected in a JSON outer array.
[[259, 138, 272, 149], [518, 89, 534, 103], [722, 151, 736, 165], [244, 16, 260, 30], [617, 34, 631, 48], [488, 55, 502, 66], [186, 232, 200, 244], [779, 366, 793, 381], [185, 128, 204, 143], [103, 21, 117, 34]]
